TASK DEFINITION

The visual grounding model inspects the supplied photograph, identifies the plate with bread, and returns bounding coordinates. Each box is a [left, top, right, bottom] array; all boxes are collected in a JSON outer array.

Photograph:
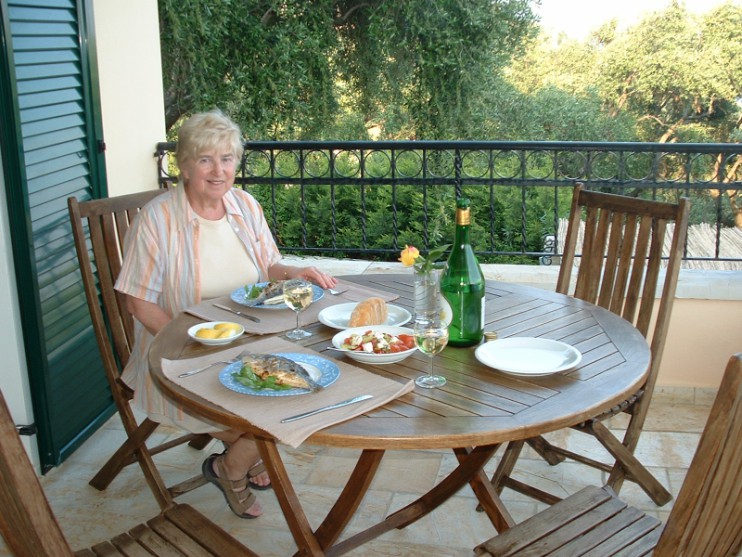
[[318, 297, 412, 330]]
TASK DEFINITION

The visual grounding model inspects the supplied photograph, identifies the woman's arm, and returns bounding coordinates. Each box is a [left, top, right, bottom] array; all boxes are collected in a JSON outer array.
[[126, 295, 172, 336], [267, 262, 337, 289]]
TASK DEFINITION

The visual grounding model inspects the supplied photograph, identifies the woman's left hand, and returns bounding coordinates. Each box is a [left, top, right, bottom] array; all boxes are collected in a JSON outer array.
[[269, 262, 338, 289], [295, 266, 337, 289]]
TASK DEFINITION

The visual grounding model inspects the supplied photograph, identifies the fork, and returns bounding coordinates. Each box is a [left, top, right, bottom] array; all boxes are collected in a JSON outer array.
[[178, 349, 251, 378], [178, 360, 234, 378]]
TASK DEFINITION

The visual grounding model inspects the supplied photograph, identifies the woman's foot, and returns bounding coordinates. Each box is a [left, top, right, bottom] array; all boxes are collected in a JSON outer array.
[[247, 460, 272, 491], [202, 454, 263, 518]]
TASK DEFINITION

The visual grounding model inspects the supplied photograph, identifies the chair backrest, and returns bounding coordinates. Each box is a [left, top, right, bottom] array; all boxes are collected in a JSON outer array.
[[557, 183, 690, 394], [67, 190, 165, 384], [654, 354, 742, 556], [0, 389, 74, 557]]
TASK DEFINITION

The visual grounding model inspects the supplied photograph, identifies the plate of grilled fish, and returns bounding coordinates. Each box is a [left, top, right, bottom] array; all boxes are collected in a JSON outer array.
[[219, 352, 339, 396], [230, 281, 324, 309]]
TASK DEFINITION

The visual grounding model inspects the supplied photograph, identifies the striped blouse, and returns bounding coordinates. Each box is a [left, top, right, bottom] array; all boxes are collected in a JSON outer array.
[[114, 184, 281, 432]]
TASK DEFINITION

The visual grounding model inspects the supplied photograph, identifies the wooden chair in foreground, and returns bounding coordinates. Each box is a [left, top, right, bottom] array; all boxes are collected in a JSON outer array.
[[476, 353, 742, 557], [0, 388, 258, 557], [490, 184, 689, 507], [68, 191, 209, 510]]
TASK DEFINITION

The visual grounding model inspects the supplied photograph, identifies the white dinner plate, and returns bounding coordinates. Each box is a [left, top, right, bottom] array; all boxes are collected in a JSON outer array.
[[318, 302, 412, 330], [475, 337, 582, 376], [219, 353, 339, 396]]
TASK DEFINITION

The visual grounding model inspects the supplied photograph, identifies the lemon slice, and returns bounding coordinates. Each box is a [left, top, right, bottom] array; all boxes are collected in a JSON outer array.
[[195, 328, 219, 339], [263, 295, 286, 305]]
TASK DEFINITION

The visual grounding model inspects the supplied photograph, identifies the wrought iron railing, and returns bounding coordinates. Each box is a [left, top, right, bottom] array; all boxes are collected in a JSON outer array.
[[155, 140, 742, 266]]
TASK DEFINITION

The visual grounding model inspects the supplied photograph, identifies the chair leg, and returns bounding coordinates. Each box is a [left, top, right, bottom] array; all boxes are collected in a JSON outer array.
[[168, 475, 209, 498], [188, 433, 211, 450], [90, 419, 159, 491], [591, 421, 672, 506], [90, 417, 211, 505], [490, 441, 525, 496]]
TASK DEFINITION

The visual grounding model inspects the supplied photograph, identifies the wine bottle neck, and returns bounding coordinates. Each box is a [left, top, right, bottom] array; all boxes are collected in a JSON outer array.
[[455, 208, 471, 226]]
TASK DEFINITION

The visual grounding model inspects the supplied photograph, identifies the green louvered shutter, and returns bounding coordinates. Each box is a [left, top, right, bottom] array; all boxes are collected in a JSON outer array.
[[4, 0, 111, 470]]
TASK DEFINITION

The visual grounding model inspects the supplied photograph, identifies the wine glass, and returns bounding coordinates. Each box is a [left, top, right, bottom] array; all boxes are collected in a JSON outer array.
[[283, 279, 314, 339], [413, 318, 449, 388]]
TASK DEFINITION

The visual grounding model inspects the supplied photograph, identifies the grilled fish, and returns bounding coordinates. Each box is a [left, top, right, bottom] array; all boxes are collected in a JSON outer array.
[[243, 281, 286, 306], [242, 354, 323, 392]]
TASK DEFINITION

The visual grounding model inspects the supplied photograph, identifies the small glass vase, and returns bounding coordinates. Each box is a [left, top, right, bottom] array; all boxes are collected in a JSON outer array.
[[414, 268, 443, 322]]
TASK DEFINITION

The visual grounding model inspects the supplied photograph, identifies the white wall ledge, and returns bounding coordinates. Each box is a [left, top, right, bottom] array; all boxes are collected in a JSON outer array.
[[286, 256, 742, 302]]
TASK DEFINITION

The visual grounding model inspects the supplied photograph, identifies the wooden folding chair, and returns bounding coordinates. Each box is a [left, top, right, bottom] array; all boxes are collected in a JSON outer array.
[[0, 388, 258, 557], [490, 183, 689, 507], [476, 353, 742, 556], [68, 191, 209, 511]]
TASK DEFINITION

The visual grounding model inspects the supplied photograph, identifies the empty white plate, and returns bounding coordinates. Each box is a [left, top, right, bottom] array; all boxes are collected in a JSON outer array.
[[475, 337, 582, 376]]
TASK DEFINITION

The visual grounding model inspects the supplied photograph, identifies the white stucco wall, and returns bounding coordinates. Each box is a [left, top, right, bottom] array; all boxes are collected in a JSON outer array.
[[0, 153, 35, 465], [93, 0, 166, 197]]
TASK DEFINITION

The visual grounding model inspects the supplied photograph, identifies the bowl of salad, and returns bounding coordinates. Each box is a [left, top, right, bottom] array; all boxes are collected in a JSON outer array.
[[331, 326, 417, 365]]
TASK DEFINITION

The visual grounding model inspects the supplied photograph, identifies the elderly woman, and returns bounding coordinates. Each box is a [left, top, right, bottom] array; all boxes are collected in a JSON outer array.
[[115, 109, 336, 519]]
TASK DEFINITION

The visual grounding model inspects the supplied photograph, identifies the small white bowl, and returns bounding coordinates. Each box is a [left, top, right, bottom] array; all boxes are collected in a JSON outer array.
[[331, 326, 417, 365], [188, 321, 245, 346]]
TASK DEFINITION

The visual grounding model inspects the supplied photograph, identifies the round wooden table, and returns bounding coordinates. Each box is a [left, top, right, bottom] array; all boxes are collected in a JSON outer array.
[[150, 275, 650, 556]]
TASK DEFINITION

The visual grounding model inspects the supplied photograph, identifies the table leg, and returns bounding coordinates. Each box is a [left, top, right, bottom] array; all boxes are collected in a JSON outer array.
[[327, 444, 501, 556], [313, 449, 385, 549], [254, 437, 327, 557], [454, 447, 515, 532]]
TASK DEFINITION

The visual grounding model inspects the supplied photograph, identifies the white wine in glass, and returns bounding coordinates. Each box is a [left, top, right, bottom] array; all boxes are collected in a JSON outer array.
[[283, 279, 314, 339], [414, 320, 449, 388]]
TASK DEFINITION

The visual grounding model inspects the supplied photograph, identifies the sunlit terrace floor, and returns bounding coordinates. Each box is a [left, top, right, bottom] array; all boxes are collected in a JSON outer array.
[[6, 394, 714, 556], [1, 257, 730, 556]]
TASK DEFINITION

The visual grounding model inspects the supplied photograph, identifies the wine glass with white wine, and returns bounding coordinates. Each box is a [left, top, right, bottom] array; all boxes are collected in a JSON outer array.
[[413, 318, 449, 388], [283, 279, 314, 339]]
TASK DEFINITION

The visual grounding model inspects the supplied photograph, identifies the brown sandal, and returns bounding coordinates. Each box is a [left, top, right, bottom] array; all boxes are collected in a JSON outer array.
[[247, 460, 272, 491], [202, 454, 259, 519]]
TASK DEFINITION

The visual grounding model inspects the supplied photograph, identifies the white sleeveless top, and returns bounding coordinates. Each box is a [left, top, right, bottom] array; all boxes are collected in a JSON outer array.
[[197, 215, 259, 299]]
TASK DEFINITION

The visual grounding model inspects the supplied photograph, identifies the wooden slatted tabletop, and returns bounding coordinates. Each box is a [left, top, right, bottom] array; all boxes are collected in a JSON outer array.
[[149, 274, 650, 556]]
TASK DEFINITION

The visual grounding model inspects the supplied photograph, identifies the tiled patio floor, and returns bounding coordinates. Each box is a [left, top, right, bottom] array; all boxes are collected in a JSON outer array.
[[0, 257, 726, 556], [2, 392, 713, 556]]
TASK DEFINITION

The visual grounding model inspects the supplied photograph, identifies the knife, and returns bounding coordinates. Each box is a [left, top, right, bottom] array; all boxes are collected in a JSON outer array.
[[280, 394, 374, 423], [213, 303, 261, 323]]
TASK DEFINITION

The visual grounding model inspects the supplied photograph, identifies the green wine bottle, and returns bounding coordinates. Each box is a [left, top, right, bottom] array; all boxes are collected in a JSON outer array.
[[440, 198, 485, 347]]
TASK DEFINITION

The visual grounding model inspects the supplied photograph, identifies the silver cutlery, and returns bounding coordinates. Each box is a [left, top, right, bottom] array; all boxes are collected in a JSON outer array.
[[328, 288, 345, 295], [178, 360, 233, 378], [212, 303, 261, 323], [178, 349, 251, 378], [280, 394, 373, 423]]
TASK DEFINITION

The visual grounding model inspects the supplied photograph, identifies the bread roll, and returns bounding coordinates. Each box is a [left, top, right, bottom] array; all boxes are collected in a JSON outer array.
[[348, 297, 388, 327]]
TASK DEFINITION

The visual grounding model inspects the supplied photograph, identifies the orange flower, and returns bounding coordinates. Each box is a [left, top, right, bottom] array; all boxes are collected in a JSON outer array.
[[399, 245, 420, 267]]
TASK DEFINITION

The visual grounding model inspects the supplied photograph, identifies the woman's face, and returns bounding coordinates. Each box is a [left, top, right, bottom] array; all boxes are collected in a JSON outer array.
[[181, 145, 237, 203]]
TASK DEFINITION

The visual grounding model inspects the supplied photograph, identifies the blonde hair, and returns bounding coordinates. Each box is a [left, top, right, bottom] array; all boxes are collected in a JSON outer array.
[[175, 109, 244, 168]]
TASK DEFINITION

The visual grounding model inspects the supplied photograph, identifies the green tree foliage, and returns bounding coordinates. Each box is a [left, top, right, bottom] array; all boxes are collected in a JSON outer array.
[[158, 0, 742, 256], [160, 0, 340, 138], [159, 0, 538, 139], [514, 2, 742, 145]]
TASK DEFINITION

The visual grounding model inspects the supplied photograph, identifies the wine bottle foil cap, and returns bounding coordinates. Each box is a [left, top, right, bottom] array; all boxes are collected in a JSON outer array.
[[483, 331, 499, 342]]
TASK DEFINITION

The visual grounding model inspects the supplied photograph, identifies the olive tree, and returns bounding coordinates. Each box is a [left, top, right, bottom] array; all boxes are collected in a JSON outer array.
[[158, 0, 537, 139]]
